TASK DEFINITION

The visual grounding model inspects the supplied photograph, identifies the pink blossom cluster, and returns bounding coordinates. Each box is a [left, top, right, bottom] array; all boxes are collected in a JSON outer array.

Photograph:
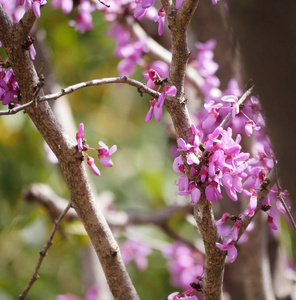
[[16, 0, 47, 19], [0, 59, 19, 107], [56, 285, 99, 300], [120, 239, 152, 270], [76, 123, 117, 177], [144, 68, 177, 122], [108, 23, 148, 76], [162, 242, 204, 290]]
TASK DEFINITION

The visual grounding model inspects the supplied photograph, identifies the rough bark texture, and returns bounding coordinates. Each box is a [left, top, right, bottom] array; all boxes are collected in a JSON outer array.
[[0, 6, 138, 300], [162, 1, 227, 299], [194, 196, 226, 300]]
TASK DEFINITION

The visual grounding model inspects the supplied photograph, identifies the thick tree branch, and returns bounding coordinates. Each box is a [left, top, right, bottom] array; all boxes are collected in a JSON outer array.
[[161, 1, 226, 299], [24, 183, 199, 249], [0, 8, 139, 300]]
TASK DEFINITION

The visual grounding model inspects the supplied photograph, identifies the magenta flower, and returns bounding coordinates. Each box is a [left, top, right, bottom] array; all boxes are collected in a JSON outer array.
[[29, 44, 36, 60], [154, 7, 166, 36], [267, 215, 278, 230], [32, 0, 47, 18], [202, 101, 223, 129], [144, 68, 159, 89], [205, 181, 222, 203], [141, 0, 154, 9], [176, 0, 184, 9], [244, 119, 260, 137], [97, 141, 117, 167], [216, 240, 237, 263], [120, 239, 151, 271], [145, 99, 157, 122], [87, 156, 101, 177], [76, 123, 84, 151], [145, 85, 177, 122], [52, 0, 73, 14], [168, 292, 198, 300], [221, 95, 239, 118], [244, 189, 257, 217]]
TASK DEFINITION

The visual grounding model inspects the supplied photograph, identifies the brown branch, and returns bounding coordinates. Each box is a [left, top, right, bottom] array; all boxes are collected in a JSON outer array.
[[274, 159, 296, 232], [0, 76, 159, 116], [0, 7, 139, 299], [18, 202, 71, 300], [24, 183, 199, 250]]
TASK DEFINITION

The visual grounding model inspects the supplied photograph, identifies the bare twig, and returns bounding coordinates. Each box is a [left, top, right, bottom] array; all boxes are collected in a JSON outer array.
[[0, 76, 159, 116], [219, 85, 254, 128], [18, 202, 72, 300], [273, 158, 296, 232]]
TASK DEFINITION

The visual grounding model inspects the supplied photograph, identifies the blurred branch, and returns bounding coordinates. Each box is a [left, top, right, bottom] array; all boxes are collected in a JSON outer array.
[[18, 202, 71, 300], [124, 18, 204, 94], [0, 76, 159, 116], [274, 158, 296, 232], [24, 183, 201, 251]]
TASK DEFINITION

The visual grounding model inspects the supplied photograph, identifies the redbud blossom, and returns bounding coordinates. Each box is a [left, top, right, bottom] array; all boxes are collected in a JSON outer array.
[[216, 240, 237, 263], [97, 141, 117, 167], [221, 95, 239, 118], [87, 156, 101, 177], [267, 215, 278, 230], [76, 123, 84, 151], [176, 0, 184, 9], [154, 7, 166, 36]]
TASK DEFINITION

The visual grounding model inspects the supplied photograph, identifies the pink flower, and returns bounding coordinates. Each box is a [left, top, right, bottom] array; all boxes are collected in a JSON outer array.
[[144, 68, 159, 89], [145, 85, 176, 122], [267, 215, 278, 230], [244, 189, 257, 217], [29, 44, 36, 60], [216, 240, 237, 263], [205, 181, 222, 203], [221, 95, 239, 118], [52, 0, 73, 14], [154, 7, 165, 36], [121, 239, 151, 270], [97, 141, 117, 167], [76, 123, 84, 151], [176, 0, 184, 9], [87, 156, 101, 177], [141, 0, 154, 9], [32, 0, 47, 18]]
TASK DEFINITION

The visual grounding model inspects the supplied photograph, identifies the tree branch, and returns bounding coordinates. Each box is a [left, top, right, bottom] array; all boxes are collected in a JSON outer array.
[[0, 8, 139, 299], [0, 76, 159, 116], [18, 202, 72, 300]]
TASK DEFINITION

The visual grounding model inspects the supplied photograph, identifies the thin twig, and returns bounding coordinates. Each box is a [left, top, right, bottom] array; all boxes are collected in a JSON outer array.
[[273, 158, 296, 232], [0, 76, 159, 116], [18, 202, 72, 300], [219, 85, 254, 128]]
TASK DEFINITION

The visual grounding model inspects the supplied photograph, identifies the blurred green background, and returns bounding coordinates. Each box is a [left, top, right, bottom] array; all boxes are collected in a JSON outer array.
[[0, 4, 187, 300]]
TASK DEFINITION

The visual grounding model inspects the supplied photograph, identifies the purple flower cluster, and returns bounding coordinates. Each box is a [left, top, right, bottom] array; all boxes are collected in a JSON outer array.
[[144, 68, 177, 122], [0, 60, 19, 107], [162, 242, 204, 290], [16, 0, 47, 19], [108, 23, 148, 77], [76, 123, 117, 177], [120, 239, 152, 270], [174, 124, 252, 205]]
